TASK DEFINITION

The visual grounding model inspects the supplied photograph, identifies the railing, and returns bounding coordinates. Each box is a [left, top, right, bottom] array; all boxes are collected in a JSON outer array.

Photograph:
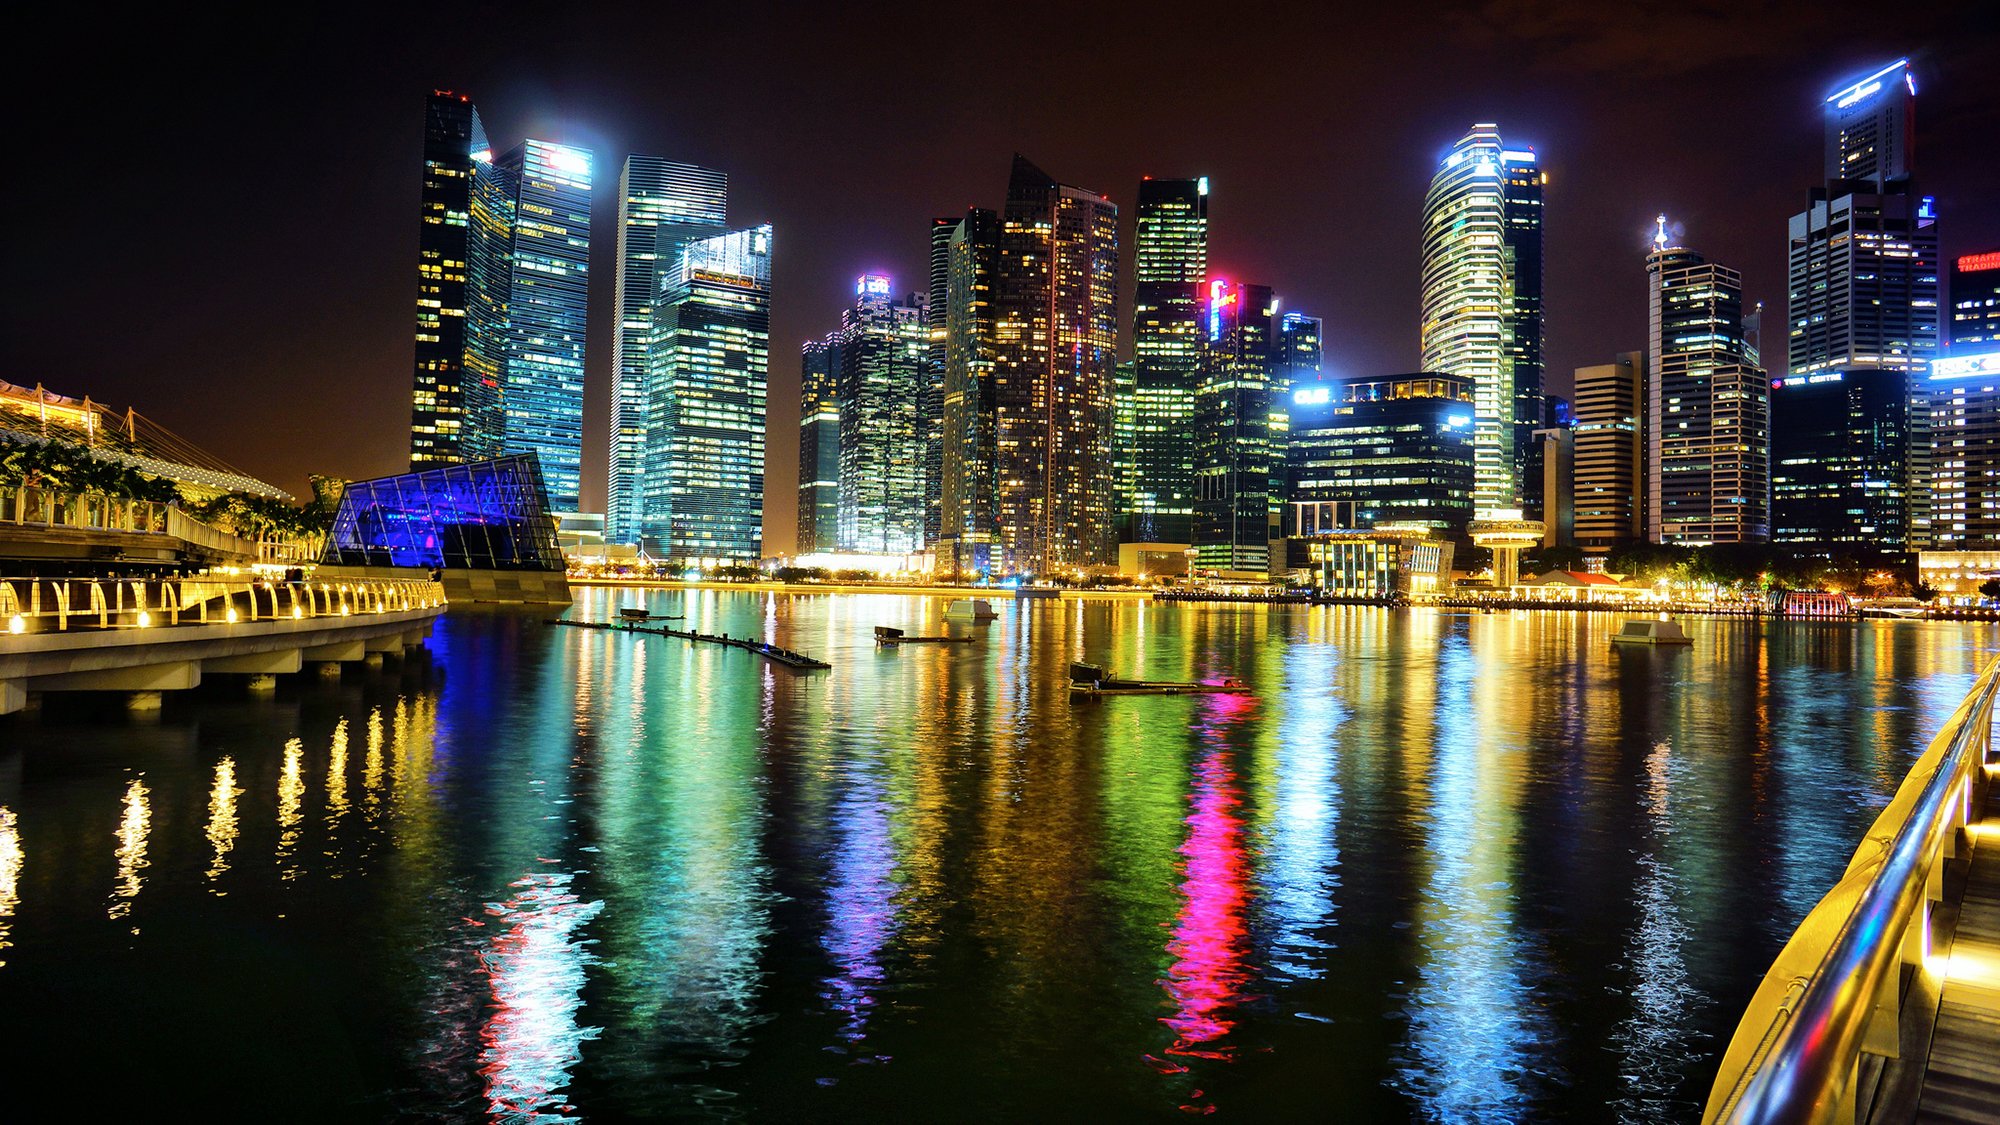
[[1, 485, 316, 564], [1703, 654, 2000, 1125], [0, 576, 446, 634]]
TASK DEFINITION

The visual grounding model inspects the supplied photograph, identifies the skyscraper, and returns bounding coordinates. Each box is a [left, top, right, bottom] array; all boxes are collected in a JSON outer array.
[[938, 208, 1001, 576], [1784, 59, 1939, 548], [1952, 250, 2000, 347], [1771, 368, 1906, 548], [1193, 280, 1276, 574], [409, 91, 486, 469], [1125, 176, 1208, 544], [1925, 351, 2000, 549], [1285, 373, 1476, 537], [1571, 352, 1647, 554], [641, 225, 772, 563], [822, 276, 927, 554], [1420, 125, 1544, 517], [1646, 220, 1769, 545], [992, 156, 1119, 575], [609, 156, 727, 544], [797, 339, 839, 554], [924, 217, 956, 547]]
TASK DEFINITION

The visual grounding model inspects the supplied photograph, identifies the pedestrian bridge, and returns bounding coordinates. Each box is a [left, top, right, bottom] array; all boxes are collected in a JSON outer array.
[[0, 575, 445, 713], [1705, 656, 2000, 1123]]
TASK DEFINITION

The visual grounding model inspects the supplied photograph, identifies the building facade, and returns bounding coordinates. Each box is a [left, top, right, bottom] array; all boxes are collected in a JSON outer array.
[[1572, 352, 1647, 554], [1647, 223, 1769, 545], [924, 217, 956, 546], [797, 339, 839, 554], [1125, 176, 1208, 544], [641, 225, 772, 563], [1193, 280, 1276, 575], [1285, 373, 1476, 539], [1770, 368, 1907, 548], [992, 156, 1119, 575], [824, 277, 927, 554], [608, 156, 727, 544], [409, 91, 486, 469], [938, 208, 1001, 576], [1926, 350, 2000, 548], [1420, 125, 1544, 518]]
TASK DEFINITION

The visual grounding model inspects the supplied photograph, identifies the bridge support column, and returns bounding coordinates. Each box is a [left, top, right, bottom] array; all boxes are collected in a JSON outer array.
[[0, 680, 23, 716], [31, 661, 200, 694], [363, 653, 385, 670], [245, 674, 277, 694]]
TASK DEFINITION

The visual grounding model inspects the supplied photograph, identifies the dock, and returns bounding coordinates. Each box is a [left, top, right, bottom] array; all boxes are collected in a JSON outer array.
[[873, 625, 974, 646], [547, 618, 830, 670]]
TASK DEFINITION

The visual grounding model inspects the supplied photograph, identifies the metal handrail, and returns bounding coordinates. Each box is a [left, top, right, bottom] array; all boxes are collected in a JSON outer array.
[[1704, 654, 2000, 1124], [1, 576, 445, 634]]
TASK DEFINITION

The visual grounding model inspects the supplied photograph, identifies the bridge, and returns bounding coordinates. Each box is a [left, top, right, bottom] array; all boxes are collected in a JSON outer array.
[[0, 575, 444, 713], [1706, 656, 2000, 1123], [2, 485, 313, 568]]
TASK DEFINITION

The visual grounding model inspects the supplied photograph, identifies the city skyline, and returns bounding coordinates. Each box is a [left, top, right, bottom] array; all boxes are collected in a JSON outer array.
[[6, 5, 1996, 556]]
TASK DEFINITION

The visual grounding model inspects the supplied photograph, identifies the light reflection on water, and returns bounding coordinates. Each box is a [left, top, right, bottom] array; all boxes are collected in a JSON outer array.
[[0, 593, 1993, 1121]]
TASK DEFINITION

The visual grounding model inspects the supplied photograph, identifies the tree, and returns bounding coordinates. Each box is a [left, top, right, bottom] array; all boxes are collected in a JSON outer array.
[[1980, 579, 2000, 602]]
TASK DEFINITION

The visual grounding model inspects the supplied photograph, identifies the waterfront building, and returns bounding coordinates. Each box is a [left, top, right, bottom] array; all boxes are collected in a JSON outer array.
[[1535, 424, 1573, 548], [820, 276, 927, 554], [924, 218, 956, 545], [992, 156, 1119, 575], [1420, 124, 1544, 518], [1284, 373, 1476, 539], [1770, 367, 1906, 548], [608, 156, 728, 545], [1926, 349, 2000, 548], [1125, 176, 1208, 544], [1785, 59, 1939, 547], [1193, 280, 1276, 575], [1571, 352, 1647, 554], [937, 208, 1000, 576], [1953, 250, 2000, 347], [409, 91, 486, 470], [796, 339, 839, 554], [1646, 219, 1768, 545], [1292, 526, 1454, 598], [640, 225, 772, 563]]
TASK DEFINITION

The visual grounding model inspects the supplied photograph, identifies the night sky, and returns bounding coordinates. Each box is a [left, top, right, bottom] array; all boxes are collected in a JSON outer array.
[[6, 2, 1996, 552]]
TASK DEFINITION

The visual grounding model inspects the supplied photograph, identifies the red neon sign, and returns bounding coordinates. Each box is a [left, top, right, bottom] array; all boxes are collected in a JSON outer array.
[[1960, 252, 2000, 273]]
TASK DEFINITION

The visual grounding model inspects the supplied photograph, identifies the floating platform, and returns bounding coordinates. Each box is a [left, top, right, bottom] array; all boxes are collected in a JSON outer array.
[[874, 625, 975, 646], [944, 598, 998, 621], [549, 618, 829, 670], [1067, 661, 1250, 697], [619, 606, 685, 621]]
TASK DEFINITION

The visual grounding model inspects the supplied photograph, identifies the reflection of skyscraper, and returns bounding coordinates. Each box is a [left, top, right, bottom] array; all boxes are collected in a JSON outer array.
[[1646, 221, 1768, 544], [938, 209, 1001, 575], [609, 157, 727, 544], [1127, 176, 1208, 544], [410, 91, 486, 469], [818, 276, 927, 554], [1194, 281, 1275, 574], [993, 155, 1120, 574], [641, 225, 772, 563], [1420, 125, 1544, 517]]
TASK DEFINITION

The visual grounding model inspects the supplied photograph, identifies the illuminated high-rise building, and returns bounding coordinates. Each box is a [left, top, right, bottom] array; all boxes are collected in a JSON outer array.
[[409, 91, 486, 469], [992, 156, 1119, 575], [924, 217, 956, 546], [1420, 124, 1544, 518], [797, 339, 838, 554], [1284, 373, 1476, 537], [816, 276, 927, 554], [1647, 220, 1768, 544], [1572, 352, 1647, 554], [608, 156, 727, 544], [1952, 250, 2000, 347], [641, 225, 772, 563], [1927, 351, 2000, 548], [1125, 176, 1208, 544], [938, 208, 1000, 576], [1782, 59, 1939, 548], [1193, 280, 1276, 574]]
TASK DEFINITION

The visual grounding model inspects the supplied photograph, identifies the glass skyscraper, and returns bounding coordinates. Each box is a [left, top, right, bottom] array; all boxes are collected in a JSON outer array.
[[924, 217, 956, 546], [797, 339, 839, 553], [817, 276, 927, 554], [609, 156, 727, 544], [1419, 125, 1544, 518], [938, 208, 1000, 576], [642, 225, 772, 563], [1646, 222, 1768, 544], [409, 91, 486, 469], [1126, 176, 1208, 544], [1193, 280, 1276, 574], [1286, 374, 1476, 538]]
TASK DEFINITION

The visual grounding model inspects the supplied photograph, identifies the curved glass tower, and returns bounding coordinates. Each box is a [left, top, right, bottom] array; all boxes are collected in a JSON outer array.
[[1419, 124, 1543, 516]]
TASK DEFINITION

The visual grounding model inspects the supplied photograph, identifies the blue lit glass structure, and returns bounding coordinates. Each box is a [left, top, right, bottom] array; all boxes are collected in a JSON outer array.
[[320, 454, 564, 571]]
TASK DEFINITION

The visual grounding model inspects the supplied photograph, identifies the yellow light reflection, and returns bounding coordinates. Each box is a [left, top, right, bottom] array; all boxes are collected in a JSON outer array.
[[325, 717, 351, 833], [109, 778, 150, 921], [206, 756, 241, 890], [276, 737, 304, 880], [0, 807, 20, 966], [364, 707, 386, 817]]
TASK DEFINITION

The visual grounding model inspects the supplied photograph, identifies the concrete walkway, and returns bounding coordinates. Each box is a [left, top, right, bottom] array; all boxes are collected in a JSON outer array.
[[1917, 776, 2000, 1124]]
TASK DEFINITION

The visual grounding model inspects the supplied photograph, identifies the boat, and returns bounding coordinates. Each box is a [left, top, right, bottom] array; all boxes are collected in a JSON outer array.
[[944, 598, 998, 621], [1067, 662, 1251, 696], [1611, 618, 1692, 646], [874, 625, 974, 646], [1015, 585, 1062, 600], [618, 606, 683, 622]]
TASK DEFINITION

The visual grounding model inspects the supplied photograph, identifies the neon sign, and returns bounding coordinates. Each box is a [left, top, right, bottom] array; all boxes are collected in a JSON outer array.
[[856, 274, 892, 297], [1931, 352, 2000, 381]]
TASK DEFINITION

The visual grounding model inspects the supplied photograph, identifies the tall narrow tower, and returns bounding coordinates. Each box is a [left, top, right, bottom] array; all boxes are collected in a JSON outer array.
[[409, 91, 486, 469], [1126, 176, 1208, 544]]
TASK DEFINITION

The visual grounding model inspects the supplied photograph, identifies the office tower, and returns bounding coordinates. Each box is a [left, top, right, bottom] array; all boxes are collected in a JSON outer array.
[[608, 156, 727, 544], [1193, 281, 1276, 575], [1535, 424, 1574, 548], [1953, 250, 2000, 347], [992, 156, 1119, 575], [818, 276, 927, 554], [1112, 358, 1138, 534], [1270, 311, 1322, 518], [460, 134, 516, 467], [1647, 220, 1768, 545], [1126, 176, 1208, 544], [1927, 351, 2000, 547], [1786, 59, 1939, 548], [410, 91, 486, 469], [924, 217, 956, 546], [938, 208, 1000, 576], [1572, 352, 1647, 554], [641, 225, 772, 563], [1285, 373, 1476, 537], [1771, 368, 1906, 547], [797, 339, 839, 553], [1420, 125, 1544, 517]]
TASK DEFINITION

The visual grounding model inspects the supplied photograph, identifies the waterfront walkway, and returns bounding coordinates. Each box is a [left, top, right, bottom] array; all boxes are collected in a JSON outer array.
[[1918, 781, 2000, 1124]]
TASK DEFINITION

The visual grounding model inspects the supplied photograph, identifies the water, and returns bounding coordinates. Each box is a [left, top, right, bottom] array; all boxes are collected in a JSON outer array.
[[0, 590, 1990, 1122]]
